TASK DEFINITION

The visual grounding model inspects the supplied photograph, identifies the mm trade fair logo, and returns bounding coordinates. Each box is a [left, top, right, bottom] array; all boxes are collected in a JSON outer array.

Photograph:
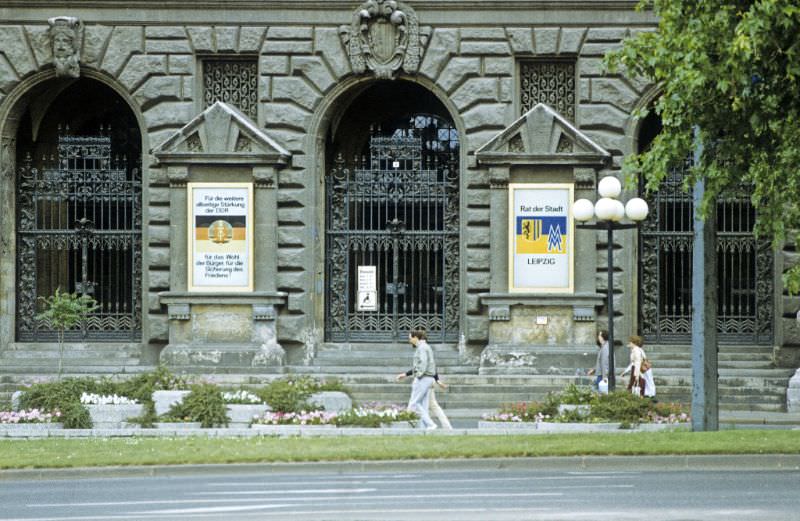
[[516, 216, 567, 254]]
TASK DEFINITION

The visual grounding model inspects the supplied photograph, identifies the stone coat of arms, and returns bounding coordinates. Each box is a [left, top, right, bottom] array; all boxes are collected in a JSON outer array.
[[340, 0, 421, 79]]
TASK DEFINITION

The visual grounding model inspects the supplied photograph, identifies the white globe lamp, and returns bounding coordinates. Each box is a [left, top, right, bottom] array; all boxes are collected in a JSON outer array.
[[573, 198, 595, 222], [594, 197, 617, 221], [610, 199, 625, 221], [597, 176, 622, 198], [625, 197, 649, 221]]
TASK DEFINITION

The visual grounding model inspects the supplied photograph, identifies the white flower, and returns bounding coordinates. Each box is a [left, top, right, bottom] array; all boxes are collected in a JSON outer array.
[[80, 393, 138, 405]]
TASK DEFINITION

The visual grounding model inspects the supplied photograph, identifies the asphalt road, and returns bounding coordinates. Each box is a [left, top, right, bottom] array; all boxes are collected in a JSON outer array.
[[1, 459, 799, 521]]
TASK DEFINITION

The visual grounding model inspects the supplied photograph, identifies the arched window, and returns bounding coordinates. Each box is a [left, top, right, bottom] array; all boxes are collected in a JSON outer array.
[[16, 79, 142, 341], [324, 82, 460, 342], [637, 109, 773, 344]]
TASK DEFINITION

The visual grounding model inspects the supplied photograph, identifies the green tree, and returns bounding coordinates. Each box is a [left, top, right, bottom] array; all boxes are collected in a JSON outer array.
[[36, 288, 98, 380], [605, 1, 800, 292]]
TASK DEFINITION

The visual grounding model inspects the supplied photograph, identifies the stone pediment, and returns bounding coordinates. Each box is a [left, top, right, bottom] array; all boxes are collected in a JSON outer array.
[[476, 103, 610, 167], [153, 101, 290, 166]]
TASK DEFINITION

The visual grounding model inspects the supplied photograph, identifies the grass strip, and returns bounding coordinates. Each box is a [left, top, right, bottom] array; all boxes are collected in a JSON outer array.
[[0, 430, 799, 469]]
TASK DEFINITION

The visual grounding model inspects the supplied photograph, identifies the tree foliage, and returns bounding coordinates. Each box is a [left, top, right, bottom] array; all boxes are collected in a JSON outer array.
[[36, 288, 98, 379], [605, 1, 800, 292]]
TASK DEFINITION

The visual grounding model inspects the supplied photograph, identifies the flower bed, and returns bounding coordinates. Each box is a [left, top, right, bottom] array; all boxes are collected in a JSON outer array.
[[338, 404, 417, 428], [1, 409, 61, 424], [251, 404, 418, 428], [478, 420, 689, 432], [80, 393, 138, 405], [253, 410, 338, 426], [481, 384, 691, 427], [222, 390, 263, 405], [0, 409, 63, 434]]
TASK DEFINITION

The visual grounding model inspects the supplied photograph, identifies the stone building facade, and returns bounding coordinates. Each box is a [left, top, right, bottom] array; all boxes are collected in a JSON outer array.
[[0, 0, 797, 379]]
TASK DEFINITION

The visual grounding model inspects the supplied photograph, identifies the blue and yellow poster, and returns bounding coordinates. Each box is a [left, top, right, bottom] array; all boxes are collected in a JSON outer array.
[[509, 184, 574, 292]]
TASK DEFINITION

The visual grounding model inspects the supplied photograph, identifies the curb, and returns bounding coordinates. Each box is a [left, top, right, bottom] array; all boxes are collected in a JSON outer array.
[[2, 454, 799, 482]]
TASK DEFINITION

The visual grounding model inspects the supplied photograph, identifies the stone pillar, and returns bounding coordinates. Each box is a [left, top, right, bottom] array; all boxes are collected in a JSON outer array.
[[153, 101, 290, 372], [167, 166, 189, 291], [474, 103, 610, 376], [488, 170, 509, 295], [253, 166, 278, 292]]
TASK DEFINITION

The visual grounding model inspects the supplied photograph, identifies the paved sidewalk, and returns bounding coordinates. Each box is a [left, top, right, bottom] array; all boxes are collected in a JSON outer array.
[[719, 410, 800, 428], [2, 454, 800, 482]]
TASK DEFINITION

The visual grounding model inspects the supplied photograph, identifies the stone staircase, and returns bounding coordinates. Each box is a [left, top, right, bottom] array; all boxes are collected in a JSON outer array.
[[0, 342, 795, 414], [643, 344, 794, 412], [0, 342, 150, 405]]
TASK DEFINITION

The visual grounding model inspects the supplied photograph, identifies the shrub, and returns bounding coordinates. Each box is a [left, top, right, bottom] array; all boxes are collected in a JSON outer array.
[[56, 401, 92, 429], [558, 384, 595, 405], [487, 386, 691, 425], [116, 366, 189, 428], [115, 366, 189, 404], [166, 383, 229, 428], [257, 376, 350, 413], [589, 392, 653, 423], [18, 378, 98, 429]]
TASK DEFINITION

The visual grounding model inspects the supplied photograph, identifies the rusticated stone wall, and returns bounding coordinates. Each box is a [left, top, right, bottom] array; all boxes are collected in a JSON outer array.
[[0, 6, 675, 357]]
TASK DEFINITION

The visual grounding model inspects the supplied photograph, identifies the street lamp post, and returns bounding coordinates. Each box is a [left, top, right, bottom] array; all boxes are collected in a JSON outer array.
[[573, 176, 649, 392]]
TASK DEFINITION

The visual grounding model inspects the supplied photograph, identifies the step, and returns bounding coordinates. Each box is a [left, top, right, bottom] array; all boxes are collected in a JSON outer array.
[[648, 352, 773, 361], [3, 342, 142, 353], [0, 351, 141, 361], [0, 364, 152, 374], [287, 365, 478, 375], [647, 346, 773, 351], [310, 356, 467, 366], [644, 368, 793, 377], [644, 360, 776, 370]]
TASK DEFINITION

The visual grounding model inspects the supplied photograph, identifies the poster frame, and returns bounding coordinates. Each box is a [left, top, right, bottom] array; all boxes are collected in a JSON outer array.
[[508, 183, 575, 294], [187, 182, 254, 293]]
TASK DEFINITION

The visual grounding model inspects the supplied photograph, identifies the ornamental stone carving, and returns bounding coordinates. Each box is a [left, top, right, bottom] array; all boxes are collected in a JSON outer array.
[[48, 16, 82, 78], [340, 0, 420, 79]]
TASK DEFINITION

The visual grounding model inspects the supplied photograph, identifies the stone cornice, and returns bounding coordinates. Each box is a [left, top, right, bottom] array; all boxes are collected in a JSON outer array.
[[1, 1, 645, 9], [0, 2, 655, 25], [159, 291, 288, 305], [479, 292, 605, 308]]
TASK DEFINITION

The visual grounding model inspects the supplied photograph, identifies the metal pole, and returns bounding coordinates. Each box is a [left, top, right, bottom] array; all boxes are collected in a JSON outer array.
[[691, 129, 719, 431], [607, 221, 616, 391]]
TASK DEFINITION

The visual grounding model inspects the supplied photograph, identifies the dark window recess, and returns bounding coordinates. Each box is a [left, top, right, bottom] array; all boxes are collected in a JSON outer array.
[[325, 116, 460, 342], [638, 161, 773, 344], [16, 129, 142, 341]]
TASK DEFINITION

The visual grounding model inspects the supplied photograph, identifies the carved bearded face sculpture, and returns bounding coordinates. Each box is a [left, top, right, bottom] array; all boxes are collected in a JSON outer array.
[[49, 18, 81, 78]]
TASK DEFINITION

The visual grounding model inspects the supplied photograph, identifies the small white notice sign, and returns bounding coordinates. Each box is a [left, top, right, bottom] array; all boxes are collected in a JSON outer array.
[[357, 266, 378, 311]]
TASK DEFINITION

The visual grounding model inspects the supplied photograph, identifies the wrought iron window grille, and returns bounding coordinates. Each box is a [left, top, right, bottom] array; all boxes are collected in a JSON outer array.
[[325, 116, 460, 342], [16, 127, 142, 341], [639, 162, 773, 344], [520, 60, 577, 121], [202, 58, 258, 121]]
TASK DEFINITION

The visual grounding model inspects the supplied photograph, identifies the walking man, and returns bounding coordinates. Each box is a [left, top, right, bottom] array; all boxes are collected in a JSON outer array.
[[402, 328, 437, 430]]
